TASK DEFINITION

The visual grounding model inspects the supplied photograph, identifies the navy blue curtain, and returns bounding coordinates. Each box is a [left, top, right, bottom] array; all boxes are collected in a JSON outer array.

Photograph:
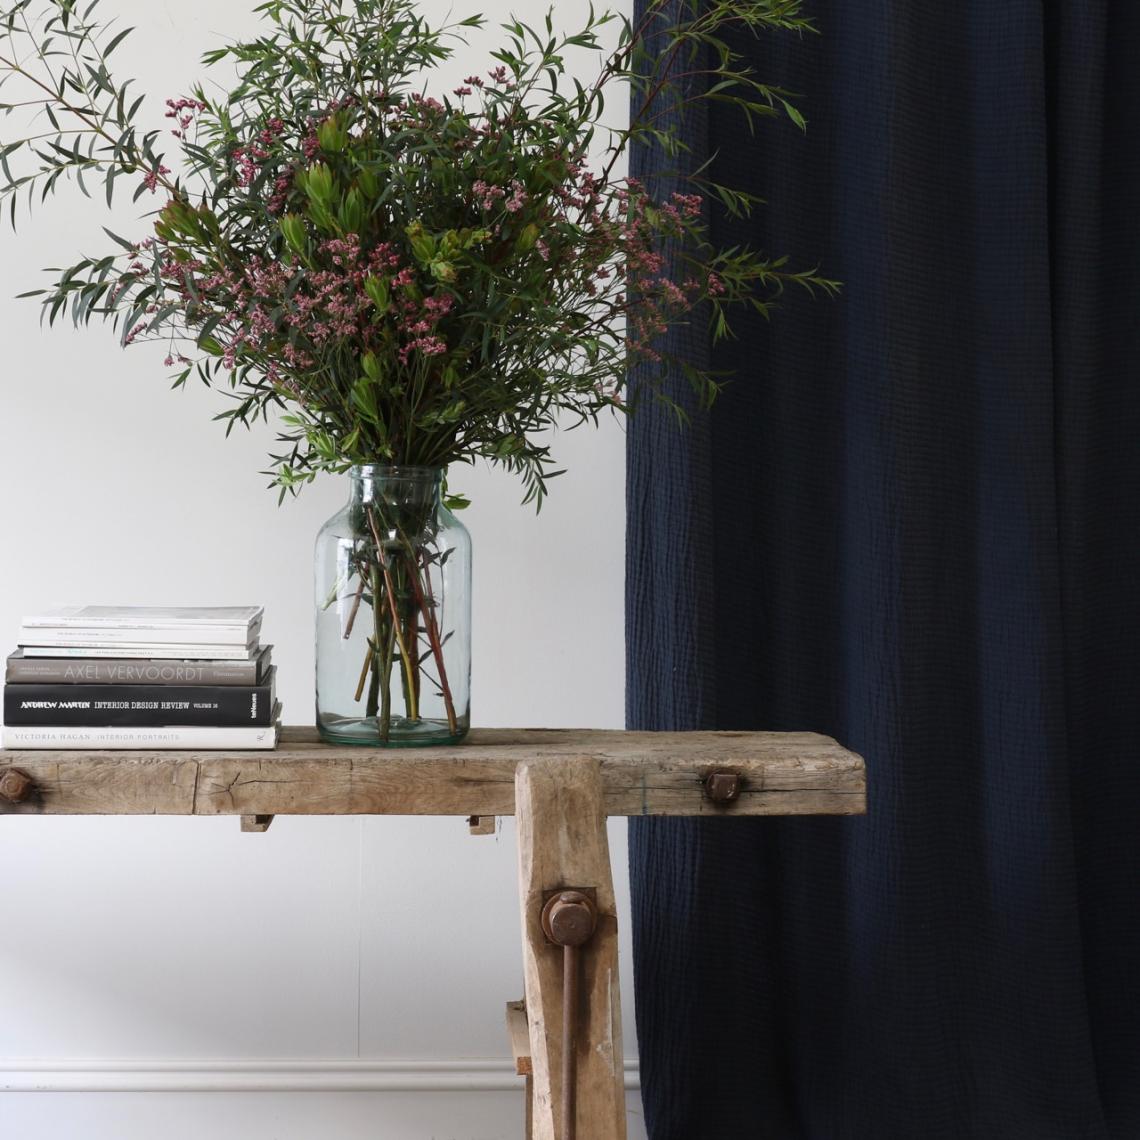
[[626, 3, 1140, 1138]]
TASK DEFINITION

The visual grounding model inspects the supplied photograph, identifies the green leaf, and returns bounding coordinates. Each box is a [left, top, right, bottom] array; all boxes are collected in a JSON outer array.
[[279, 213, 306, 253], [305, 163, 335, 203], [103, 26, 133, 57], [361, 351, 381, 381], [101, 225, 136, 252], [364, 276, 389, 312], [316, 115, 347, 153], [780, 98, 806, 130], [406, 220, 435, 264]]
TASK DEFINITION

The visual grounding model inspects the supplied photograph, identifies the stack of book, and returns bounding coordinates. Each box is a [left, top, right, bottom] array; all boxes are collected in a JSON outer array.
[[1, 606, 279, 750]]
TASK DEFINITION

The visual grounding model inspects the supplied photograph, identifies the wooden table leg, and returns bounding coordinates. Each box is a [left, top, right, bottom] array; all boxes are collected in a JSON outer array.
[[515, 757, 626, 1140]]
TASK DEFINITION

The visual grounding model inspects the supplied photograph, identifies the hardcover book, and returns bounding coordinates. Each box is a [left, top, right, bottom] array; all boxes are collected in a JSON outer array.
[[5, 647, 272, 685], [1, 716, 280, 751], [21, 605, 263, 630], [18, 624, 260, 648], [21, 643, 258, 661], [4, 669, 276, 726]]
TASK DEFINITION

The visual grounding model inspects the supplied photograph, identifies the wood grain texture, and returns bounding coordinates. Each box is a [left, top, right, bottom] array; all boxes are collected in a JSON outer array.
[[516, 759, 625, 1140], [506, 1000, 532, 1076], [0, 726, 865, 818]]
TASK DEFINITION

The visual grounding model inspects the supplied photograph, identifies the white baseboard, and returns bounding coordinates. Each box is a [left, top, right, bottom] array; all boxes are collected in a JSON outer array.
[[0, 1059, 641, 1093]]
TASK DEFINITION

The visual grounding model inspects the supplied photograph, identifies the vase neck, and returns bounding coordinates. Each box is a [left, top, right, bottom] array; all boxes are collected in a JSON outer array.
[[348, 464, 442, 510]]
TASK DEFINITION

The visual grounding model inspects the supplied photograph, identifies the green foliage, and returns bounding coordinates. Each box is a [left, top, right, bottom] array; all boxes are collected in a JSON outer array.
[[0, 0, 837, 505]]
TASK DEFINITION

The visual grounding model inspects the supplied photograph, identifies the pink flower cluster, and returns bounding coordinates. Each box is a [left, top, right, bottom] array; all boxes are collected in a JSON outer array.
[[614, 182, 718, 362], [268, 169, 294, 215], [301, 128, 322, 161], [153, 228, 455, 380], [662, 192, 702, 225], [472, 180, 505, 212], [225, 117, 287, 190], [410, 92, 445, 114], [504, 180, 528, 213], [142, 165, 171, 194], [232, 141, 269, 187], [165, 97, 206, 139], [548, 157, 603, 214], [397, 292, 453, 364]]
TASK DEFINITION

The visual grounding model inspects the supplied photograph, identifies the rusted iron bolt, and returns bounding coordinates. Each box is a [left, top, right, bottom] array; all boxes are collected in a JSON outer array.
[[541, 890, 598, 948], [0, 768, 35, 804], [704, 770, 742, 805]]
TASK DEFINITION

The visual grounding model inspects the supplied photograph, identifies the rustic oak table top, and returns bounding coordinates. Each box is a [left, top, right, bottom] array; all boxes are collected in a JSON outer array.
[[0, 727, 865, 819]]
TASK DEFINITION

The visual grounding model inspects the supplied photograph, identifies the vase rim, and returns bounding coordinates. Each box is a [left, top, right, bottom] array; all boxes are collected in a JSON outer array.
[[348, 463, 443, 481]]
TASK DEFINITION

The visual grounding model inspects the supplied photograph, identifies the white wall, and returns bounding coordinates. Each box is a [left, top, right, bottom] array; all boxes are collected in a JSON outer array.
[[0, 2, 643, 1136]]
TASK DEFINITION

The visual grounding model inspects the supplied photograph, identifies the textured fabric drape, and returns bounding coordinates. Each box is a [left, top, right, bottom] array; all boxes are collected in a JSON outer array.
[[625, 3, 1140, 1138]]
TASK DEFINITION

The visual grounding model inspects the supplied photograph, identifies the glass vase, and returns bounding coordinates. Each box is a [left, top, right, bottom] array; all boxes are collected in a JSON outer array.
[[315, 465, 471, 746]]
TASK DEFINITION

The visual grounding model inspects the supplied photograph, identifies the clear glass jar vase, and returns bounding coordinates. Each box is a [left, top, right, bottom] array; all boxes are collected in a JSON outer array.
[[315, 465, 471, 746]]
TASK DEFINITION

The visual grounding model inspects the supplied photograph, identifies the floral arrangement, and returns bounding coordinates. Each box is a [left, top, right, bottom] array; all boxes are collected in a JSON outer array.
[[0, 0, 834, 506], [0, 0, 834, 744]]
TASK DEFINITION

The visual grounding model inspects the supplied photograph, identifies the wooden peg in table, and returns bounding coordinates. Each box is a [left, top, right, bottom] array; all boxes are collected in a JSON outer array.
[[0, 768, 35, 804]]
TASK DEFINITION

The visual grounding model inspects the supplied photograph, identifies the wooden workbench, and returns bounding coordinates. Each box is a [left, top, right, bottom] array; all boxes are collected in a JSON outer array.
[[0, 727, 866, 1139]]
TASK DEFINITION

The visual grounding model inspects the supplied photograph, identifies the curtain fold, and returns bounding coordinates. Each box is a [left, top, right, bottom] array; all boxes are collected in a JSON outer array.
[[626, 3, 1140, 1137]]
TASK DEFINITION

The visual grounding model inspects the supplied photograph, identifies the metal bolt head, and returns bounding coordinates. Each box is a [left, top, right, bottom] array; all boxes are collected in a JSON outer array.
[[541, 890, 598, 948], [704, 770, 741, 805], [0, 768, 34, 804]]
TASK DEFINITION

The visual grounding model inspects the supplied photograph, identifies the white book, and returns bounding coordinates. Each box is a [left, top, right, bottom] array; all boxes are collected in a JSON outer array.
[[19, 624, 259, 648], [2, 719, 280, 751], [22, 644, 258, 661], [22, 605, 264, 631]]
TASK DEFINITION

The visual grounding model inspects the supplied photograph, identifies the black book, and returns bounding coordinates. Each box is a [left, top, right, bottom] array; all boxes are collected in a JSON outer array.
[[4, 646, 272, 685], [3, 669, 276, 727]]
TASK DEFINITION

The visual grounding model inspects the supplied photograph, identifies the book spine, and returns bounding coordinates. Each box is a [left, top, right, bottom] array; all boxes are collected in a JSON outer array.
[[4, 673, 275, 726], [21, 644, 256, 660], [5, 653, 267, 685], [1, 723, 279, 750], [19, 625, 256, 646]]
